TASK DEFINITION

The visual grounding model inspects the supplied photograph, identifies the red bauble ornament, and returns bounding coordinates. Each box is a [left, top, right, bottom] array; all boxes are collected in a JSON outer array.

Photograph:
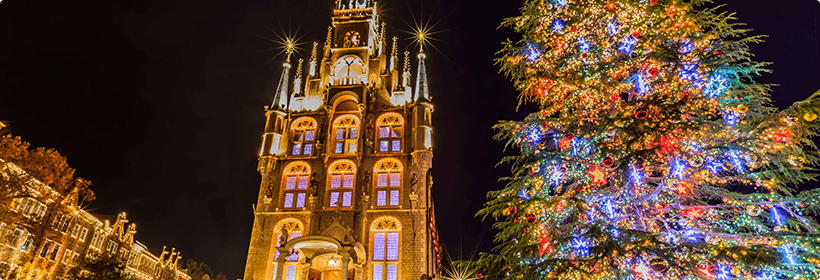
[[476, 274, 484, 279], [581, 53, 589, 59], [632, 31, 640, 38], [526, 213, 537, 223], [606, 2, 616, 10], [635, 108, 649, 119], [715, 50, 724, 57], [650, 0, 658, 6], [648, 67, 659, 76], [509, 207, 517, 215], [602, 157, 614, 167]]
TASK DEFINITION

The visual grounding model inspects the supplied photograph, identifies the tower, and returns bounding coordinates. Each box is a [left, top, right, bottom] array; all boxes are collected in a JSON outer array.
[[244, 2, 441, 280]]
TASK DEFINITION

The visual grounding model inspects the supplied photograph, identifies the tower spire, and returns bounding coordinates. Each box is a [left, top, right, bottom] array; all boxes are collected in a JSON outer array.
[[415, 49, 430, 102], [271, 49, 292, 110]]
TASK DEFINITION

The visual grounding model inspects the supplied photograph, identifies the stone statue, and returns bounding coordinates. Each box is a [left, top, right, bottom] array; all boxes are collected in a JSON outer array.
[[362, 171, 372, 193], [279, 225, 289, 247], [309, 172, 319, 196]]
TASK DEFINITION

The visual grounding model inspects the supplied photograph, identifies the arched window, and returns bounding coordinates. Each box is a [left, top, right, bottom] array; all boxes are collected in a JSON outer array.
[[327, 160, 356, 208], [370, 217, 401, 280], [332, 115, 360, 154], [331, 55, 367, 85], [273, 218, 304, 275], [290, 117, 317, 156], [377, 113, 404, 153], [374, 158, 402, 207], [281, 162, 311, 210]]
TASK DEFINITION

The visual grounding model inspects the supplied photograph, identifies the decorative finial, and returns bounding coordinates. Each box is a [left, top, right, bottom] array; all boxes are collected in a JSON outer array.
[[390, 36, 398, 70], [296, 58, 303, 77], [403, 50, 410, 73], [325, 26, 333, 48], [309, 42, 318, 76], [380, 22, 387, 55]]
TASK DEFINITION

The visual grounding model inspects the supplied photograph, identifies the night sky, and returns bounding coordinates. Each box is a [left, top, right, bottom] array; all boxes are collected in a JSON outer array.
[[1, 0, 819, 279]]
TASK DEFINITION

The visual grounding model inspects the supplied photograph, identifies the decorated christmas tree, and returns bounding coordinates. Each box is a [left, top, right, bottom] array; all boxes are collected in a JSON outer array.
[[476, 0, 820, 279]]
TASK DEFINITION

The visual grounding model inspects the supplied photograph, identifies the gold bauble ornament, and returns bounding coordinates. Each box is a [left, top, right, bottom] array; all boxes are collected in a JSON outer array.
[[746, 205, 762, 216], [737, 104, 749, 113], [804, 112, 818, 122], [731, 267, 740, 275]]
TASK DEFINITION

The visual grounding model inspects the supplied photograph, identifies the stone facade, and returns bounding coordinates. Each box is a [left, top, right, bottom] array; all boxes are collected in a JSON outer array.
[[243, 1, 441, 280]]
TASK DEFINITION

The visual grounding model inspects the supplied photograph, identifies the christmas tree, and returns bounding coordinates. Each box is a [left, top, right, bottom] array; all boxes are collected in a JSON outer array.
[[476, 0, 820, 279]]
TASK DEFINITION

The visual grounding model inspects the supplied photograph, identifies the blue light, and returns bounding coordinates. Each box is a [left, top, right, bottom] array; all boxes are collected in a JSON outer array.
[[578, 37, 590, 51], [520, 188, 531, 200], [571, 238, 589, 257], [730, 150, 745, 172], [716, 264, 731, 280], [673, 159, 686, 180], [552, 19, 565, 32], [630, 165, 643, 186], [555, 0, 566, 6], [757, 273, 773, 280], [724, 111, 738, 126], [682, 229, 698, 242], [707, 161, 722, 174], [550, 166, 563, 186], [527, 46, 539, 62], [528, 127, 542, 144], [783, 246, 798, 265], [772, 207, 785, 227], [634, 74, 650, 95], [681, 41, 694, 54], [618, 36, 637, 54], [608, 18, 619, 35], [680, 64, 700, 82], [704, 74, 728, 97], [665, 232, 680, 244], [604, 199, 616, 219]]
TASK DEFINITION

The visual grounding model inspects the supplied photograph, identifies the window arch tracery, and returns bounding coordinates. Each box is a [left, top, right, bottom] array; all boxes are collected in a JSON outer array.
[[330, 55, 366, 85]]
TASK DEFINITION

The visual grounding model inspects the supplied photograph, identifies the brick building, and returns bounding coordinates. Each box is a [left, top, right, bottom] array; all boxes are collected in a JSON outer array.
[[0, 159, 190, 280], [242, 1, 442, 280]]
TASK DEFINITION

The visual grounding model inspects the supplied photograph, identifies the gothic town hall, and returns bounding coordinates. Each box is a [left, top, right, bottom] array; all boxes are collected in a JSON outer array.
[[242, 1, 442, 280]]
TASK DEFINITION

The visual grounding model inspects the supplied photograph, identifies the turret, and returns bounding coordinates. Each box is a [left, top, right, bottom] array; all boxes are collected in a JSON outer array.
[[260, 50, 293, 157], [414, 50, 431, 102]]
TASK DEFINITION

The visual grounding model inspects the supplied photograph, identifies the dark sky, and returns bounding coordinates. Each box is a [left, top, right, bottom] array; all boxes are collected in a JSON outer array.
[[0, 0, 818, 279]]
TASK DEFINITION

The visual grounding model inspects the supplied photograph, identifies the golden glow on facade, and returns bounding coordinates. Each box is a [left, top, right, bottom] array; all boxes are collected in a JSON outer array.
[[291, 117, 317, 130], [377, 113, 404, 126], [327, 159, 356, 174], [282, 161, 311, 176], [370, 216, 402, 232], [374, 158, 403, 172]]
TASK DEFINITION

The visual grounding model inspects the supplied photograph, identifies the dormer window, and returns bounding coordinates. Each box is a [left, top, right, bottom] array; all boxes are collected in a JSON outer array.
[[332, 115, 360, 154], [290, 117, 317, 156], [377, 113, 404, 153]]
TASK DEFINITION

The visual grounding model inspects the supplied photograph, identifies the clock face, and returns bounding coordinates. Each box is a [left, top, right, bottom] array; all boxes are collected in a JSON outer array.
[[344, 31, 361, 48]]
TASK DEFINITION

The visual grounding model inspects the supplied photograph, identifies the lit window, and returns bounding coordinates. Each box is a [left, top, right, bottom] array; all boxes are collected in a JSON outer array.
[[272, 219, 304, 274], [281, 162, 311, 210], [290, 117, 317, 156], [79, 228, 88, 242], [377, 113, 404, 153], [71, 225, 80, 238], [371, 216, 401, 280], [374, 158, 402, 207], [327, 160, 356, 209], [332, 115, 360, 154]]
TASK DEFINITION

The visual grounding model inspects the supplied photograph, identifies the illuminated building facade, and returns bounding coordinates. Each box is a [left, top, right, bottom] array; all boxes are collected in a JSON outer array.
[[243, 1, 441, 280], [0, 160, 190, 280]]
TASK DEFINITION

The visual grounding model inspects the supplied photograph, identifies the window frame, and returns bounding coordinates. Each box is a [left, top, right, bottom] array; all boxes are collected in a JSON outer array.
[[272, 218, 305, 280], [289, 117, 318, 156], [373, 158, 403, 208], [331, 115, 360, 155], [326, 160, 357, 210], [280, 162, 311, 211], [370, 217, 402, 280], [376, 113, 404, 153]]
